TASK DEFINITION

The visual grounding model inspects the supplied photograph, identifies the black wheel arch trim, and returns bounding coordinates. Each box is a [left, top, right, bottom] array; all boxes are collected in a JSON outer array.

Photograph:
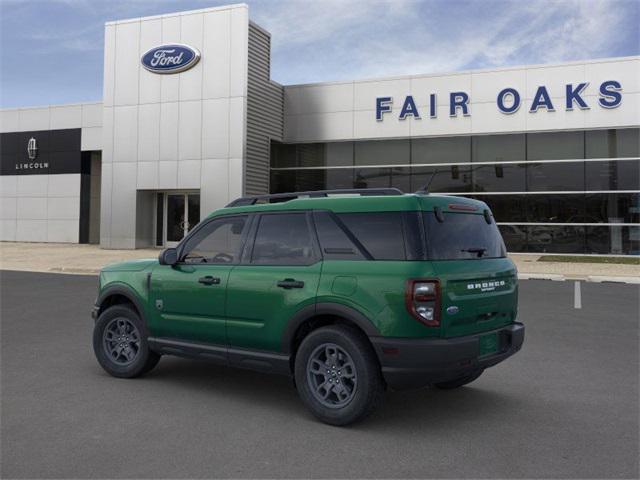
[[281, 302, 380, 353], [95, 284, 149, 327]]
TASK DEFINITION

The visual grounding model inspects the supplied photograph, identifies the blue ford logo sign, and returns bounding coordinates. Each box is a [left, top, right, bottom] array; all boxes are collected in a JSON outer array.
[[141, 44, 200, 74]]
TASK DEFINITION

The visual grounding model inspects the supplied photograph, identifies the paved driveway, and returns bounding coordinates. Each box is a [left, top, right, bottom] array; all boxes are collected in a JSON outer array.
[[1, 271, 638, 478]]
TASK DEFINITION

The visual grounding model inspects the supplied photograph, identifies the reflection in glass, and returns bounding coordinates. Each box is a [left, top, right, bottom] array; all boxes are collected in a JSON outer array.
[[411, 166, 473, 192], [473, 163, 526, 192], [412, 137, 471, 164], [355, 139, 409, 166], [468, 195, 528, 222], [527, 162, 585, 191], [473, 134, 525, 162], [585, 128, 640, 158], [526, 194, 585, 222], [526, 225, 585, 254], [187, 194, 200, 233], [585, 193, 640, 224], [586, 226, 640, 255], [527, 131, 584, 160], [353, 168, 391, 189], [166, 194, 185, 242], [585, 160, 640, 190]]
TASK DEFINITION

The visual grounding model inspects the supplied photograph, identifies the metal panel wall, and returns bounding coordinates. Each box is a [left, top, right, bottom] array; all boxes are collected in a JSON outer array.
[[245, 23, 284, 195]]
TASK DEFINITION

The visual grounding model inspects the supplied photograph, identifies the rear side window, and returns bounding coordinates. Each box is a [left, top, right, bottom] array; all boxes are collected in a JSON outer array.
[[424, 212, 506, 260], [337, 212, 407, 260], [251, 213, 317, 265], [313, 211, 366, 260]]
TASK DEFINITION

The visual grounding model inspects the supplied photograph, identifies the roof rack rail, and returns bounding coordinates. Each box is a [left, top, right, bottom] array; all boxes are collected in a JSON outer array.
[[225, 188, 403, 207]]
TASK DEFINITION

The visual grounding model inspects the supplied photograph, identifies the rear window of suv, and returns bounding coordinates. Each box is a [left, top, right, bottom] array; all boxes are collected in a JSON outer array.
[[423, 212, 506, 260]]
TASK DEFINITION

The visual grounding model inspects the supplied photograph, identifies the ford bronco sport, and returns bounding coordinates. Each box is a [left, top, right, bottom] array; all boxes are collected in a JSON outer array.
[[92, 188, 524, 425]]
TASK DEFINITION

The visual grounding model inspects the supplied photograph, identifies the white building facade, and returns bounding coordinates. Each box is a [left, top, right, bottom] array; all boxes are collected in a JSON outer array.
[[1, 3, 638, 254]]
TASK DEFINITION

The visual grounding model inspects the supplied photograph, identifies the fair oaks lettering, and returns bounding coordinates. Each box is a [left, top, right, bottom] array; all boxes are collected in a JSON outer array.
[[376, 80, 622, 121]]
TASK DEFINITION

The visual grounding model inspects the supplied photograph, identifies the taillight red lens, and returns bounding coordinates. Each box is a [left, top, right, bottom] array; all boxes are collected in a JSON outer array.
[[405, 279, 440, 327]]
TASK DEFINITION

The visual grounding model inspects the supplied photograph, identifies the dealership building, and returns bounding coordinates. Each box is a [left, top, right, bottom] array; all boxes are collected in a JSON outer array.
[[1, 3, 638, 254]]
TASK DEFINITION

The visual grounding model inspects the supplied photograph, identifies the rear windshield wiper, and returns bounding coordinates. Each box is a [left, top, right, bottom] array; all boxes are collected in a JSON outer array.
[[461, 247, 487, 258]]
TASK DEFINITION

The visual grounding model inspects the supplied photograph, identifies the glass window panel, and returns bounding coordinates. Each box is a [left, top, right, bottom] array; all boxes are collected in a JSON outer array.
[[326, 142, 354, 166], [527, 131, 584, 160], [526, 194, 585, 222], [252, 213, 315, 265], [412, 136, 471, 164], [297, 144, 325, 167], [353, 168, 391, 189], [391, 167, 411, 193], [585, 160, 640, 190], [468, 195, 528, 222], [354, 139, 409, 166], [411, 166, 473, 193], [183, 216, 248, 264], [498, 225, 528, 253], [325, 168, 353, 190], [270, 170, 297, 193], [270, 142, 296, 168], [585, 128, 640, 158], [586, 226, 640, 255], [187, 194, 200, 233], [473, 163, 526, 192], [472, 134, 525, 162], [337, 212, 406, 260], [313, 211, 365, 260], [526, 225, 585, 254], [527, 161, 585, 191], [585, 193, 640, 224]]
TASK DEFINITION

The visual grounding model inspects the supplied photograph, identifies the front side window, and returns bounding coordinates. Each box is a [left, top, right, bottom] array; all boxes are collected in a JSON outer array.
[[424, 212, 506, 260], [181, 216, 248, 264], [251, 213, 316, 265]]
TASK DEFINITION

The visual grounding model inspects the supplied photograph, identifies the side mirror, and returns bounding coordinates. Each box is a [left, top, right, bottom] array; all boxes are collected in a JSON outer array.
[[159, 247, 178, 266]]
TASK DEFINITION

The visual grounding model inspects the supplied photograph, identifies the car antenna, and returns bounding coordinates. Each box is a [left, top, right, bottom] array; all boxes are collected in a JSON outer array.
[[415, 168, 438, 194]]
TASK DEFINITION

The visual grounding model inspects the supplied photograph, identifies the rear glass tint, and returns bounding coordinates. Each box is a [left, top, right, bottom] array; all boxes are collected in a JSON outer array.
[[424, 212, 506, 260], [337, 212, 406, 260]]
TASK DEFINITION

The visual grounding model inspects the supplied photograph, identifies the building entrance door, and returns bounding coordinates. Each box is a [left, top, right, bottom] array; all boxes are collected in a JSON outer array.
[[164, 193, 200, 247]]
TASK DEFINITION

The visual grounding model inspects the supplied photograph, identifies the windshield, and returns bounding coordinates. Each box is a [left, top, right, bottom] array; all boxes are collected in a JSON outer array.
[[423, 212, 506, 260]]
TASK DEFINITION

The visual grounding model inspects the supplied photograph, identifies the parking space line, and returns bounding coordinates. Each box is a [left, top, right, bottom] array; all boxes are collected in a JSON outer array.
[[574, 281, 582, 309]]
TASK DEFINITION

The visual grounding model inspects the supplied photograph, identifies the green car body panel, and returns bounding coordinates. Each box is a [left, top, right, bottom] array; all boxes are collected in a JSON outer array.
[[94, 193, 524, 390]]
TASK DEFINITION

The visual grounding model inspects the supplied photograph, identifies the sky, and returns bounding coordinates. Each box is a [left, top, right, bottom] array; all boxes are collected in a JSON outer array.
[[0, 0, 638, 108]]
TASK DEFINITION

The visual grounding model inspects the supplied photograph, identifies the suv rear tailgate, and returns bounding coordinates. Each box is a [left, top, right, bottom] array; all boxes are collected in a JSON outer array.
[[432, 258, 517, 338]]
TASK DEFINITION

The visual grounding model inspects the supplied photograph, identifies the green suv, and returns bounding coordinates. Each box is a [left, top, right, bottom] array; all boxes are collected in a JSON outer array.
[[92, 188, 524, 425]]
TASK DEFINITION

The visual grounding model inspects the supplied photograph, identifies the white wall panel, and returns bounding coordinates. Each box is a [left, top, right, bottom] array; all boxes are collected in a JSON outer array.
[[202, 9, 231, 99], [17, 175, 48, 197], [586, 59, 640, 94], [159, 102, 179, 161], [179, 14, 204, 102], [411, 74, 472, 108], [113, 106, 138, 162], [136, 161, 159, 189], [525, 64, 585, 101], [50, 105, 82, 129], [81, 126, 103, 151], [47, 197, 80, 220], [16, 220, 47, 242], [285, 83, 353, 115], [137, 103, 161, 161], [177, 159, 201, 189], [81, 103, 103, 128], [0, 109, 19, 132], [0, 196, 17, 219], [47, 220, 79, 243], [114, 21, 141, 106], [101, 107, 114, 163], [200, 158, 228, 215], [17, 197, 47, 219], [354, 78, 411, 112], [18, 108, 50, 131], [228, 96, 245, 158], [202, 98, 230, 158], [0, 176, 18, 197], [138, 18, 162, 105], [103, 25, 116, 107], [158, 161, 178, 189], [228, 157, 244, 200], [160, 16, 181, 103], [0, 220, 17, 241], [472, 69, 526, 104], [229, 7, 248, 98], [178, 101, 202, 160], [48, 174, 80, 197]]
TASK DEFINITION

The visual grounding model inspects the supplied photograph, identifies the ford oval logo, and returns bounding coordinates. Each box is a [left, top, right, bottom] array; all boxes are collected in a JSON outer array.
[[141, 44, 200, 74]]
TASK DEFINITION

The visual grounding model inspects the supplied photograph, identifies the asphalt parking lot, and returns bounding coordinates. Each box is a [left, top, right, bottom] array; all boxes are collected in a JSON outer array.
[[1, 270, 638, 479]]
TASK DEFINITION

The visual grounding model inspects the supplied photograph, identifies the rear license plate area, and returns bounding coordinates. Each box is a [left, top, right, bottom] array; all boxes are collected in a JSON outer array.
[[479, 332, 499, 357]]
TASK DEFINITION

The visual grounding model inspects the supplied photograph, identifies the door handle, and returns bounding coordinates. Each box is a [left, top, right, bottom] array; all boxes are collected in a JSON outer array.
[[277, 278, 305, 289], [198, 276, 220, 286]]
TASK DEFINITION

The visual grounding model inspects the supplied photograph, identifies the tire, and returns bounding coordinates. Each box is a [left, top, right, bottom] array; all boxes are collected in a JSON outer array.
[[93, 304, 160, 378], [434, 370, 483, 389], [294, 325, 383, 426]]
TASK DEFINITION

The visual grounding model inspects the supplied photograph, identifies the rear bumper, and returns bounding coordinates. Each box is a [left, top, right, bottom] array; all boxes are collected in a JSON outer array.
[[371, 323, 524, 390]]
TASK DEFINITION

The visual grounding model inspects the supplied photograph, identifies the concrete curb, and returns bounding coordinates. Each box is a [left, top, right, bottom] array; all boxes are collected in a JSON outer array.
[[518, 273, 640, 284]]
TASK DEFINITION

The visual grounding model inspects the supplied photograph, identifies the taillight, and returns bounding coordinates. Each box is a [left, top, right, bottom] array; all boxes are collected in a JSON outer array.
[[405, 279, 440, 327]]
